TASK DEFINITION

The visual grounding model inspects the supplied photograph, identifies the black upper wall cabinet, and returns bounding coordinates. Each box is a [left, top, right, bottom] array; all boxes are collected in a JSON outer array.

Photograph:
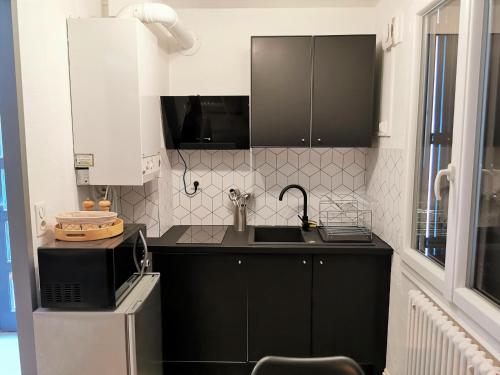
[[251, 37, 313, 147], [251, 35, 376, 148], [312, 36, 376, 147]]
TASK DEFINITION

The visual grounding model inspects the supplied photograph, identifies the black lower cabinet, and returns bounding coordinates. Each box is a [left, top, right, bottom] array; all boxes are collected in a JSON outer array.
[[247, 255, 312, 361], [164, 362, 255, 375], [154, 251, 391, 375], [155, 254, 247, 362], [312, 255, 391, 375]]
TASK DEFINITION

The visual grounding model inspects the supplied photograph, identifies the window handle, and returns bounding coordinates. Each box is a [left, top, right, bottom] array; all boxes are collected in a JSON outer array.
[[434, 164, 455, 201]]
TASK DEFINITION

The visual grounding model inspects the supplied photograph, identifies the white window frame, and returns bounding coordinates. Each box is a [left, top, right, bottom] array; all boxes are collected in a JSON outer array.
[[401, 0, 500, 343], [451, 0, 500, 341]]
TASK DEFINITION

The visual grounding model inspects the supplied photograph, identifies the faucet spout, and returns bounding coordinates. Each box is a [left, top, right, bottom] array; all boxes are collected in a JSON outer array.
[[279, 184, 310, 230]]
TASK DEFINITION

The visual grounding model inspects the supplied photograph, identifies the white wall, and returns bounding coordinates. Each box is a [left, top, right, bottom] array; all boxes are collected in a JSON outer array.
[[139, 0, 380, 8], [370, 1, 416, 370], [108, 0, 379, 240], [373, 0, 414, 150], [169, 7, 377, 94], [110, 0, 377, 95], [15, 0, 101, 259]]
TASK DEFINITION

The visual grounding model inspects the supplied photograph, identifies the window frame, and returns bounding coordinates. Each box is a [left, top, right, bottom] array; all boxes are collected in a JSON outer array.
[[0, 1, 39, 373], [402, 0, 500, 342], [410, 0, 460, 269], [450, 0, 500, 339]]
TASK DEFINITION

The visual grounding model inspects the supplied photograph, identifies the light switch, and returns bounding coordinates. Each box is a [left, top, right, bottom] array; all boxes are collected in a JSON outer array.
[[34, 202, 48, 237]]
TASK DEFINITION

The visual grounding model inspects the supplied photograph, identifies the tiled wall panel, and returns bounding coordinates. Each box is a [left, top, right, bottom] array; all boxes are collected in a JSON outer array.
[[169, 148, 367, 227], [366, 148, 405, 250], [116, 147, 405, 240], [117, 150, 173, 237], [117, 182, 161, 237]]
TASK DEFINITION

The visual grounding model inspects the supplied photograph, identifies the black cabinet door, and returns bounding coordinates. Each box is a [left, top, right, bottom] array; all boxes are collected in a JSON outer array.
[[156, 254, 247, 362], [312, 255, 390, 372], [247, 255, 312, 361], [311, 35, 376, 147], [251, 36, 312, 147]]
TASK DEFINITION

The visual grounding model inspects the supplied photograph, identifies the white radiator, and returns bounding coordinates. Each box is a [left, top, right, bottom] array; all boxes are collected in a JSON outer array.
[[406, 290, 500, 375]]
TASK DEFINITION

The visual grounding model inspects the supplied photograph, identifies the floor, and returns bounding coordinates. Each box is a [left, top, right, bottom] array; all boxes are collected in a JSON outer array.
[[0, 333, 21, 375]]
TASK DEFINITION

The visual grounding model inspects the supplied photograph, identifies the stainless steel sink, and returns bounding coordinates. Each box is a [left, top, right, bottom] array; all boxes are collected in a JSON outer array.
[[250, 226, 305, 243]]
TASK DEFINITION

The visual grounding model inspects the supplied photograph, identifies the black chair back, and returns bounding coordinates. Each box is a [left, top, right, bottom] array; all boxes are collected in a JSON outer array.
[[251, 356, 365, 375]]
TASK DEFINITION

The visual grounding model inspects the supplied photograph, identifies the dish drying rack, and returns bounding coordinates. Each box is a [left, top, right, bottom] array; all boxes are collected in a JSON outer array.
[[415, 208, 447, 247], [318, 196, 373, 242]]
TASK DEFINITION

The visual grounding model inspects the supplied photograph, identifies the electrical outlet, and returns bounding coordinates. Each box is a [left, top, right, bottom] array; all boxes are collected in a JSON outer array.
[[34, 202, 48, 237], [76, 169, 90, 185]]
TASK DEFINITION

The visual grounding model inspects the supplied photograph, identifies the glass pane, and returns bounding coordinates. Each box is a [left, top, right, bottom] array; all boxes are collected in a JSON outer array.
[[413, 0, 461, 267], [5, 221, 10, 263], [472, 0, 500, 305]]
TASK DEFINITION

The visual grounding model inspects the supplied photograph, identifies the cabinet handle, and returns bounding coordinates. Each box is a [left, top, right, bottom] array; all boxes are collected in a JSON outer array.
[[238, 260, 242, 265], [301, 138, 305, 143], [317, 138, 322, 143], [302, 260, 307, 265], [319, 260, 324, 265]]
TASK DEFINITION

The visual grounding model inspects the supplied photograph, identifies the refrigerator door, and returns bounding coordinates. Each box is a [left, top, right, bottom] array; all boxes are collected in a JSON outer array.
[[34, 311, 129, 375], [126, 273, 163, 375]]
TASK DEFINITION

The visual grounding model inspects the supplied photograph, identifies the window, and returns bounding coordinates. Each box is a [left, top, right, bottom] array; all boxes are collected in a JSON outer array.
[[471, 0, 500, 306], [413, 0, 461, 267], [403, 0, 500, 344]]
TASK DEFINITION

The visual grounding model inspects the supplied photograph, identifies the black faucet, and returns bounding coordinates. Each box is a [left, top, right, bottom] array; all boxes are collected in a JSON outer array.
[[279, 184, 310, 231]]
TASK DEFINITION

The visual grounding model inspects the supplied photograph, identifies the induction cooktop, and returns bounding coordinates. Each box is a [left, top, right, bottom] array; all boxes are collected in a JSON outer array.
[[176, 225, 228, 244]]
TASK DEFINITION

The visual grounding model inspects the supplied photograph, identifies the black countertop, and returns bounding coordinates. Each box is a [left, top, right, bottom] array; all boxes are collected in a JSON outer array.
[[148, 225, 393, 255]]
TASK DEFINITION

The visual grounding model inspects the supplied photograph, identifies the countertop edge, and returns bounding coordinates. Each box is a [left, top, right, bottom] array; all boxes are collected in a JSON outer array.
[[147, 225, 393, 256]]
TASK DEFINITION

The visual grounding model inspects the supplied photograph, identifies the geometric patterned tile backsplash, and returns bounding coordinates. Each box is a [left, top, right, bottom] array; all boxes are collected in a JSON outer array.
[[117, 182, 162, 237], [366, 147, 405, 250], [117, 149, 174, 238], [115, 146, 406, 242], [169, 147, 368, 227]]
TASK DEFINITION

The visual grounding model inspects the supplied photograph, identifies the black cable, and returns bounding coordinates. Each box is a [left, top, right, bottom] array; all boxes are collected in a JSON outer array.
[[177, 149, 199, 196]]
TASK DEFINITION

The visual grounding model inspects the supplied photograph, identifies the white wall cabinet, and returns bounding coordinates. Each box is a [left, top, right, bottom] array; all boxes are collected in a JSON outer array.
[[68, 18, 161, 186]]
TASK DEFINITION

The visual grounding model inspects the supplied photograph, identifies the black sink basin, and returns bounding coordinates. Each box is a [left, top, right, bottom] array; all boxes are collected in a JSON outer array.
[[251, 226, 305, 243]]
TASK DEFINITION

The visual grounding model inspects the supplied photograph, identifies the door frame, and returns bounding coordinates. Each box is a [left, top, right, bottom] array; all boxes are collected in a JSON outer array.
[[0, 1, 38, 374]]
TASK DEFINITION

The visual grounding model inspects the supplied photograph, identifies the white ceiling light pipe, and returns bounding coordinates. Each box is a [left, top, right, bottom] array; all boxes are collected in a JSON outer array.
[[117, 3, 200, 55]]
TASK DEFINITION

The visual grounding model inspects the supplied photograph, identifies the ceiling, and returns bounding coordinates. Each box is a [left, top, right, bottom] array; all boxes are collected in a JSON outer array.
[[163, 0, 380, 8]]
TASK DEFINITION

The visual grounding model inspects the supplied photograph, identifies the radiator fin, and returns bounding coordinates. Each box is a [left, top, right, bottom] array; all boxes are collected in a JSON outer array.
[[406, 290, 499, 375]]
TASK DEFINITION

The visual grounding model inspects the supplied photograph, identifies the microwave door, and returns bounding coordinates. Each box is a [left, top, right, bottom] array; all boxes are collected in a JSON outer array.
[[126, 275, 162, 375]]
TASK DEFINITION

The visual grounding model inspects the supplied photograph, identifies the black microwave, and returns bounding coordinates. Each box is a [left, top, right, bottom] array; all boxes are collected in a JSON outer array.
[[38, 224, 147, 310], [161, 95, 250, 149]]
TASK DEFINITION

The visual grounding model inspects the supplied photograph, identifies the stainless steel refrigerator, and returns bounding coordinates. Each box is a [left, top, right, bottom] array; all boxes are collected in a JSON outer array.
[[34, 273, 162, 375]]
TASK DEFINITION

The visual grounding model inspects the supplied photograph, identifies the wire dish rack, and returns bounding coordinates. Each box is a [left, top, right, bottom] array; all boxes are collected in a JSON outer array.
[[318, 196, 373, 242], [415, 208, 447, 247], [415, 208, 448, 237]]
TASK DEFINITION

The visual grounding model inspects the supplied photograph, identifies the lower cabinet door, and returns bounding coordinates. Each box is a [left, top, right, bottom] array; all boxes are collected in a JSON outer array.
[[157, 254, 247, 362], [247, 255, 312, 361], [312, 255, 391, 372]]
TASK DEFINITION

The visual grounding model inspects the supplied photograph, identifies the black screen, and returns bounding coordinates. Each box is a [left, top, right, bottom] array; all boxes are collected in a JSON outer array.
[[161, 96, 250, 149]]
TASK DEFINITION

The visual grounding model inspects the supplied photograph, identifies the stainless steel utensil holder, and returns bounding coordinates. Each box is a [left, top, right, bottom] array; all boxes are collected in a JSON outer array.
[[234, 205, 247, 232]]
